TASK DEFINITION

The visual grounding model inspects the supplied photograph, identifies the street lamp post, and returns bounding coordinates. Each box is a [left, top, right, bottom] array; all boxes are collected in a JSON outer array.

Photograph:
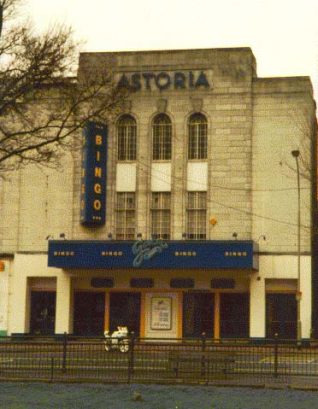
[[291, 149, 301, 345]]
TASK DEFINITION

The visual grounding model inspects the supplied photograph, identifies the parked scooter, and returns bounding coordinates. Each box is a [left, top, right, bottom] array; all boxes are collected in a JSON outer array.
[[104, 326, 129, 353]]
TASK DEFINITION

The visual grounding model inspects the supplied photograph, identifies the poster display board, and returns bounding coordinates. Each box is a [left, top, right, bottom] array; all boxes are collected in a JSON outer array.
[[150, 297, 172, 330]]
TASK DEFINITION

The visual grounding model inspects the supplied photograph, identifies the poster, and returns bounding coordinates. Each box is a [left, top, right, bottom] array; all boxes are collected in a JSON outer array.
[[151, 297, 172, 330]]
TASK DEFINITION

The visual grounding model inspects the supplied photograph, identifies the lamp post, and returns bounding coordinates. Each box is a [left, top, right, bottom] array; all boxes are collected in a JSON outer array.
[[291, 149, 301, 345]]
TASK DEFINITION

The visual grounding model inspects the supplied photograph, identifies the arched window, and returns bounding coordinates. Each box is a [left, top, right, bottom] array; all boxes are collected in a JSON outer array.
[[188, 113, 207, 159], [152, 113, 172, 160], [117, 114, 136, 161]]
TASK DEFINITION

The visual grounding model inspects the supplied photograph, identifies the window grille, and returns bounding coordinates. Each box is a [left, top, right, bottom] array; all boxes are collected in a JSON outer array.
[[117, 114, 136, 161], [152, 114, 172, 160], [186, 192, 207, 239], [115, 192, 135, 239], [188, 113, 207, 159], [151, 192, 171, 239]]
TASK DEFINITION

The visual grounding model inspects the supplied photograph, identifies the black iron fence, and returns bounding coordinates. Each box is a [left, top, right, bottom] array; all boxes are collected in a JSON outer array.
[[1, 334, 318, 384]]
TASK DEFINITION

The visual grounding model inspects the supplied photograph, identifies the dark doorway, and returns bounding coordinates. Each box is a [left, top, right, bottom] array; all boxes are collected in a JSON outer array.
[[266, 293, 297, 339], [220, 293, 249, 338], [183, 292, 214, 338], [109, 292, 141, 336], [73, 292, 105, 336], [30, 291, 56, 335]]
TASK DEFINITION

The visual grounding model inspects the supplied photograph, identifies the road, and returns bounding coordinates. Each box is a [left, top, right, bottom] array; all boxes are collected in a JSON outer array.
[[2, 383, 318, 409]]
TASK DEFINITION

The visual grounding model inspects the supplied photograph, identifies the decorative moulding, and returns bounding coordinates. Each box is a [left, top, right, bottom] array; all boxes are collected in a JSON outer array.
[[156, 98, 168, 113], [122, 99, 132, 112], [190, 97, 203, 112]]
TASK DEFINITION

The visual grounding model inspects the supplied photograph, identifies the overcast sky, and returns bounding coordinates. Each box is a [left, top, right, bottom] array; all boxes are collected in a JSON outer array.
[[27, 0, 318, 101]]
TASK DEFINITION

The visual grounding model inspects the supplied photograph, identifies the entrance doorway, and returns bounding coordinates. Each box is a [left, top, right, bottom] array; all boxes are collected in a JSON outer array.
[[266, 293, 297, 339], [109, 292, 141, 336], [73, 292, 105, 335], [30, 291, 56, 335], [220, 293, 249, 338], [183, 292, 214, 338]]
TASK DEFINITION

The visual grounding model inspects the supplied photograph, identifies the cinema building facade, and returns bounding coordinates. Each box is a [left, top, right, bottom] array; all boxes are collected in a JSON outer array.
[[0, 48, 316, 340]]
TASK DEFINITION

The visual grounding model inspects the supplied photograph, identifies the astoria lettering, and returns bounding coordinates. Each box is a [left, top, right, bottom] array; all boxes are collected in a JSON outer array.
[[117, 71, 210, 91]]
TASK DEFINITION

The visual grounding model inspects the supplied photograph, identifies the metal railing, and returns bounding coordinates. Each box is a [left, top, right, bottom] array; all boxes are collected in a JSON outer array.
[[0, 333, 318, 384]]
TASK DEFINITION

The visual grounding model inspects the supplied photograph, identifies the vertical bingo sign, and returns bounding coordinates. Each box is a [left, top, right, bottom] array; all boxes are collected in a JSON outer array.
[[80, 122, 107, 225]]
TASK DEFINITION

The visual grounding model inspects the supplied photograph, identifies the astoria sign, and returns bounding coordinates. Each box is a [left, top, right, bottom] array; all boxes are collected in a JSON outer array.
[[117, 70, 211, 92]]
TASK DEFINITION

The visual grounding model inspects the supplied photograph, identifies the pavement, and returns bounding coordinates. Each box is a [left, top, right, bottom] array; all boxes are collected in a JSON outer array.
[[1, 382, 318, 409]]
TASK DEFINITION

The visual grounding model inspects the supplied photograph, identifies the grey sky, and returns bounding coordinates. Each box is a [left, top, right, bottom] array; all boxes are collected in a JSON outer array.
[[27, 0, 318, 101]]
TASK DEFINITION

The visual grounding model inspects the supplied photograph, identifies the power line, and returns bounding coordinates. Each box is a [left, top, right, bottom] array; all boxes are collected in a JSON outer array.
[[81, 133, 312, 230], [104, 143, 310, 193], [135, 157, 311, 229]]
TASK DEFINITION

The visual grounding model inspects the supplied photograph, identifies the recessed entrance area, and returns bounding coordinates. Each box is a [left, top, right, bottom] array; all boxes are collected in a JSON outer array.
[[109, 292, 141, 336], [182, 292, 214, 338], [220, 293, 249, 338], [73, 291, 105, 335], [266, 293, 297, 339], [30, 291, 56, 335]]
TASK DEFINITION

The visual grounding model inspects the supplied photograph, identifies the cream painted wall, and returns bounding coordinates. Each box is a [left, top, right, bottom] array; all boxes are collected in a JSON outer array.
[[252, 79, 314, 253], [0, 172, 20, 253], [250, 273, 266, 338], [187, 162, 208, 191], [0, 154, 74, 253], [151, 163, 171, 192], [116, 163, 137, 192], [72, 268, 250, 292], [0, 51, 314, 251], [250, 255, 312, 338], [55, 274, 72, 334], [0, 49, 315, 339], [0, 260, 10, 334], [7, 253, 312, 338], [8, 253, 67, 334]]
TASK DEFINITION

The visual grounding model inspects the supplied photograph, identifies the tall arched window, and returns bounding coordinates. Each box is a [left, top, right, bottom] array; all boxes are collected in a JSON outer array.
[[152, 113, 172, 160], [188, 113, 207, 159], [117, 114, 136, 161]]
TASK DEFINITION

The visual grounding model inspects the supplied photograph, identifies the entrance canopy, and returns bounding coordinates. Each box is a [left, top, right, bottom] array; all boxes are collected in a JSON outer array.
[[48, 240, 258, 270]]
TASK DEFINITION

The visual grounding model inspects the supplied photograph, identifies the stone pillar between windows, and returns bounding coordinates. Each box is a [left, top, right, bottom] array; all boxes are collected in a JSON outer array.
[[249, 274, 265, 338], [55, 273, 72, 334]]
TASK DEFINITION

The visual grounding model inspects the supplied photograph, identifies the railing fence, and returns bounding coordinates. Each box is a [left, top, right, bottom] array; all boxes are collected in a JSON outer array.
[[0, 333, 317, 384]]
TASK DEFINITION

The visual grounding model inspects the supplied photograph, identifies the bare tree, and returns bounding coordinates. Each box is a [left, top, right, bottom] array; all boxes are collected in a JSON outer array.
[[0, 0, 126, 174], [287, 105, 317, 182]]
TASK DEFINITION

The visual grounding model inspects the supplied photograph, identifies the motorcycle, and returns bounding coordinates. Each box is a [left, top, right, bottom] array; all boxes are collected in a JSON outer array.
[[104, 326, 130, 353]]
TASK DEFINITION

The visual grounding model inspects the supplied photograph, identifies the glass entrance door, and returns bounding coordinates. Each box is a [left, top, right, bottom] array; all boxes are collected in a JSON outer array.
[[73, 292, 105, 336], [30, 291, 56, 335], [109, 292, 141, 336], [183, 292, 214, 338], [266, 293, 297, 339], [220, 293, 249, 338]]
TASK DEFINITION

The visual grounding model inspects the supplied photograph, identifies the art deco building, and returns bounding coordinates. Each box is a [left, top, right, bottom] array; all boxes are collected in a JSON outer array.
[[0, 48, 316, 340]]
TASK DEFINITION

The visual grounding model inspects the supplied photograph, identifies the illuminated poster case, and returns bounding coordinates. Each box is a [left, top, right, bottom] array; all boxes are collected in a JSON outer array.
[[151, 297, 172, 330]]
